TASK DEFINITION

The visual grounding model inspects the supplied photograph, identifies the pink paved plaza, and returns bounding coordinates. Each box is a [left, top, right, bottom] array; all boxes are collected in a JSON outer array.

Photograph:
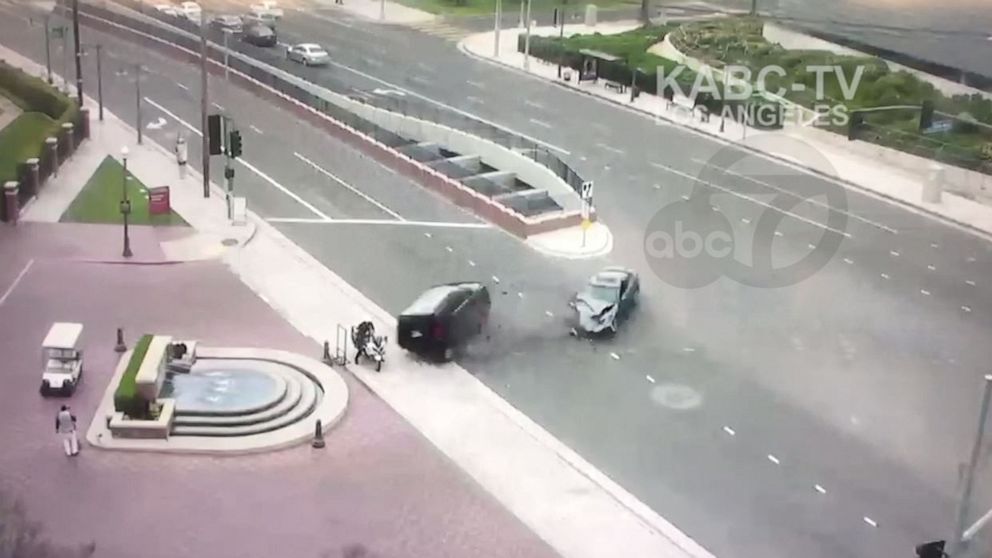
[[0, 223, 557, 558]]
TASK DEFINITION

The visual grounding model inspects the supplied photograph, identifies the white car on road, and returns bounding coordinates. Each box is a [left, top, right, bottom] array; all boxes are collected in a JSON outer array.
[[154, 4, 179, 16], [287, 43, 330, 66], [249, 0, 283, 18], [179, 1, 202, 22]]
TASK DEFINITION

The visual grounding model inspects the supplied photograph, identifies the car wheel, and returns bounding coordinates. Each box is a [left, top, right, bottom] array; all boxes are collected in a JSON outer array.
[[375, 360, 382, 372]]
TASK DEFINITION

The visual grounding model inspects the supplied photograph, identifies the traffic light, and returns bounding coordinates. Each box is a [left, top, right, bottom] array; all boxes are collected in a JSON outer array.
[[207, 114, 223, 155], [919, 100, 935, 132], [228, 129, 242, 159], [915, 540, 945, 558]]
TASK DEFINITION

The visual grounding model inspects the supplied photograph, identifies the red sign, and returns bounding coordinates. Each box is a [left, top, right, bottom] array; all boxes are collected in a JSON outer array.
[[148, 186, 171, 215]]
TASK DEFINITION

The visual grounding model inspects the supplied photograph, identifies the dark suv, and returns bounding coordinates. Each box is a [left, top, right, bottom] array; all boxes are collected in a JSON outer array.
[[398, 282, 491, 362], [241, 23, 277, 47]]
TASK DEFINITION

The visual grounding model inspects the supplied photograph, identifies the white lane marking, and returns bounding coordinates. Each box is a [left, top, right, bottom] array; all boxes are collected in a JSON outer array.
[[545, 310, 553, 317], [691, 157, 898, 235], [517, 292, 524, 298], [741, 217, 751, 224], [807, 243, 816, 250], [722, 426, 736, 436], [597, 142, 624, 155], [249, 124, 264, 135], [927, 264, 936, 271], [212, 102, 225, 111], [890, 250, 900, 257], [144, 97, 330, 220], [294, 152, 404, 221], [409, 74, 429, 84], [176, 82, 189, 91], [654, 162, 852, 238], [966, 280, 976, 286], [529, 118, 552, 129], [424, 232, 432, 238], [774, 231, 784, 237], [466, 96, 484, 104], [863, 517, 878, 528], [681, 194, 690, 201], [416, 61, 434, 73], [492, 275, 500, 283], [653, 183, 661, 189], [0, 259, 34, 306], [920, 289, 931, 296], [468, 260, 476, 267], [325, 60, 569, 155], [814, 484, 827, 494], [967, 256, 977, 263], [525, 99, 544, 109], [467, 80, 483, 88], [843, 258, 853, 264], [265, 217, 331, 223], [445, 246, 454, 252], [646, 375, 655, 383], [267, 218, 489, 228], [610, 352, 621, 360], [931, 242, 940, 248], [364, 57, 383, 67], [767, 454, 781, 465], [962, 305, 973, 313], [880, 273, 890, 279]]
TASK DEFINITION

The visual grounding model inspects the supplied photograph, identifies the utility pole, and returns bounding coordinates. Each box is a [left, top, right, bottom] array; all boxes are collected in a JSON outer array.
[[96, 44, 103, 120], [44, 14, 52, 84], [556, 5, 565, 78], [493, 0, 501, 57], [948, 374, 992, 557], [135, 64, 143, 144], [379, 0, 385, 20], [224, 116, 236, 219], [199, 10, 210, 198], [750, 0, 757, 15], [61, 0, 69, 95], [72, 0, 83, 106], [523, 0, 532, 71]]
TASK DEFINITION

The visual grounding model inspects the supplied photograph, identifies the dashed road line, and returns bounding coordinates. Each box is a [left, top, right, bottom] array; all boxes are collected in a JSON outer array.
[[927, 264, 936, 271], [880, 273, 890, 279], [468, 260, 476, 267], [920, 289, 931, 296], [492, 275, 500, 283], [445, 246, 453, 253], [814, 484, 827, 494], [424, 232, 432, 238], [466, 80, 483, 88], [722, 426, 736, 436], [610, 352, 621, 360], [529, 118, 552, 129], [294, 152, 404, 221], [653, 161, 852, 238], [966, 280, 976, 286], [212, 102, 225, 111], [890, 250, 900, 257], [0, 259, 34, 306], [545, 310, 553, 317], [176, 82, 189, 91], [767, 454, 781, 465], [843, 258, 853, 264], [144, 97, 330, 220], [466, 96, 484, 104], [525, 99, 545, 109], [863, 517, 878, 528], [597, 142, 624, 155], [249, 124, 264, 135], [962, 305, 973, 313], [646, 375, 656, 383]]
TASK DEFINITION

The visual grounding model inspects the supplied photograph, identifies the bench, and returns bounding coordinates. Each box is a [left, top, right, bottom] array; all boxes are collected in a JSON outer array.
[[604, 81, 626, 94]]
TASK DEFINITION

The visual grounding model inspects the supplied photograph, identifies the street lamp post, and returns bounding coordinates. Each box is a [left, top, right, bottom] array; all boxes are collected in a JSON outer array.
[[72, 0, 83, 106], [43, 14, 53, 84], [523, 0, 532, 71], [120, 147, 133, 259], [95, 44, 103, 121], [493, 0, 501, 57], [135, 64, 143, 144], [948, 374, 992, 557]]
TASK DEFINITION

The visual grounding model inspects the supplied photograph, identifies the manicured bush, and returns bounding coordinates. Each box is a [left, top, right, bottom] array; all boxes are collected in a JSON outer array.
[[114, 334, 153, 419], [0, 112, 56, 183], [0, 61, 75, 123]]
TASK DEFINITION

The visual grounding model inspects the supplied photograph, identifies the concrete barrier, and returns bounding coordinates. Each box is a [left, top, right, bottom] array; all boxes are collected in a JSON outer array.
[[77, 8, 585, 237]]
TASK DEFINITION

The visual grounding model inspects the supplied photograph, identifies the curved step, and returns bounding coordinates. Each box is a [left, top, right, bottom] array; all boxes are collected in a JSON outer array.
[[170, 360, 291, 417], [172, 376, 321, 437], [172, 366, 303, 428]]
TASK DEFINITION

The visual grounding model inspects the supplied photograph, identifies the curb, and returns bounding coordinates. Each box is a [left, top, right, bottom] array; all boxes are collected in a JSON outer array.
[[526, 225, 614, 260], [457, 37, 992, 242]]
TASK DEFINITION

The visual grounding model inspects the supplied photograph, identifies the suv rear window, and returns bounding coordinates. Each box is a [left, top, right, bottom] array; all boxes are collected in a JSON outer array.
[[403, 285, 467, 316]]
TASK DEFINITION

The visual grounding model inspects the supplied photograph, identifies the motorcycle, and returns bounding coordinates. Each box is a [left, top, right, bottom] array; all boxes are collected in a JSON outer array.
[[352, 321, 386, 372]]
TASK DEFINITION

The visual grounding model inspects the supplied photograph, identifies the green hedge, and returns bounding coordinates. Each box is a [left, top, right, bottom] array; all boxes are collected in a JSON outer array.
[[114, 334, 153, 419], [0, 61, 78, 182], [0, 112, 55, 184]]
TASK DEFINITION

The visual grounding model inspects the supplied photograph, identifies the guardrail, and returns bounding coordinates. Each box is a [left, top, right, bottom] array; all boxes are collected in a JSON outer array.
[[84, 0, 588, 195]]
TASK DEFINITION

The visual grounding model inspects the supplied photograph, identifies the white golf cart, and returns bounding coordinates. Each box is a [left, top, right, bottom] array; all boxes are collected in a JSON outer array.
[[40, 322, 84, 397]]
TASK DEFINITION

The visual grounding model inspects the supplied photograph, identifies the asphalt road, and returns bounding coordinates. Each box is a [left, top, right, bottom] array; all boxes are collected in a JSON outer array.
[[5, 3, 992, 558]]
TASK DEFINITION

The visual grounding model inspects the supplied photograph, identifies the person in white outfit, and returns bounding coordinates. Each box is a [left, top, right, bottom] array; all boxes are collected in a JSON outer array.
[[175, 133, 188, 179], [55, 405, 79, 456]]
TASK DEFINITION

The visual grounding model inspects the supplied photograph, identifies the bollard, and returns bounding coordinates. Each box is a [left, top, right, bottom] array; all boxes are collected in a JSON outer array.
[[24, 158, 39, 199], [114, 328, 127, 353], [312, 420, 326, 448], [3, 182, 19, 225], [322, 341, 333, 365]]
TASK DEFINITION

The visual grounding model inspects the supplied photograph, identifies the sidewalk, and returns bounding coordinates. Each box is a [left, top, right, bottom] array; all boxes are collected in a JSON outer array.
[[0, 42, 713, 558], [459, 25, 992, 239]]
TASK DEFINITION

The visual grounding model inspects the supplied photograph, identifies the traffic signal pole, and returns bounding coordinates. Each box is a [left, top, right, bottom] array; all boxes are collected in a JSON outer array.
[[948, 374, 992, 557], [199, 9, 210, 198]]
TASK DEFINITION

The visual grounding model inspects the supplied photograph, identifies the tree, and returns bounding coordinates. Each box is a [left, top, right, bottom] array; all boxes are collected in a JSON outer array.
[[639, 0, 650, 24], [0, 490, 96, 558]]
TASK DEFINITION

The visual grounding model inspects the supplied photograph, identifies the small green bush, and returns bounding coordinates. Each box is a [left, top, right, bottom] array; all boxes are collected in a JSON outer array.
[[114, 334, 153, 419]]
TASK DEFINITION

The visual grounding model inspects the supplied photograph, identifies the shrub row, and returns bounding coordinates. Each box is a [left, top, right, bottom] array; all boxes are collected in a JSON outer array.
[[114, 334, 153, 419]]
